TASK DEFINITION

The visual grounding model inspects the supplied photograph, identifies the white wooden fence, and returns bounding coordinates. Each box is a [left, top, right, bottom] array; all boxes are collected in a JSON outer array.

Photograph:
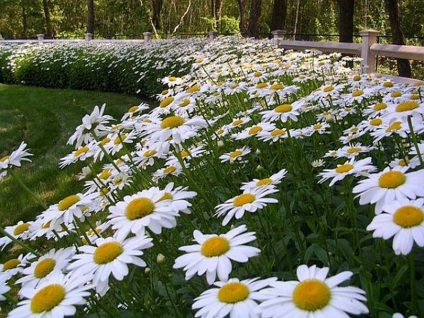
[[272, 29, 424, 84]]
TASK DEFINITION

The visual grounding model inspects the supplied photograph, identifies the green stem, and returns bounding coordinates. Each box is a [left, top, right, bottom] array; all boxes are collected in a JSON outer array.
[[409, 253, 420, 316], [0, 227, 40, 257], [8, 169, 47, 210], [407, 115, 424, 168]]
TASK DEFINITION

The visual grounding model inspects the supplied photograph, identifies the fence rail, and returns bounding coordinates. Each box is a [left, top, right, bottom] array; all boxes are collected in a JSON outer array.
[[272, 29, 424, 84]]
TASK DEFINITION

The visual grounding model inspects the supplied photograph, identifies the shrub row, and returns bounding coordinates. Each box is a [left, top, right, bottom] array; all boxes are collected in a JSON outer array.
[[0, 39, 205, 97]]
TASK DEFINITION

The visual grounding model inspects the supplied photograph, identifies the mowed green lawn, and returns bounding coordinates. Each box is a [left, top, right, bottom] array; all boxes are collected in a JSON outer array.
[[0, 84, 145, 227]]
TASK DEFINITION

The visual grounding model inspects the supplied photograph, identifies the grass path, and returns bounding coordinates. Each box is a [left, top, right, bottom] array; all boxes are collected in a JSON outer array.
[[0, 84, 146, 227]]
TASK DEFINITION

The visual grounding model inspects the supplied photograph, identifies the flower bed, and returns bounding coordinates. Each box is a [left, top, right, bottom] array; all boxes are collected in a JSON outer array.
[[1, 37, 423, 317]]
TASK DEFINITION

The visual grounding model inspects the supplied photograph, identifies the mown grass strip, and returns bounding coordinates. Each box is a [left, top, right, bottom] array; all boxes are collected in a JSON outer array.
[[0, 84, 145, 227]]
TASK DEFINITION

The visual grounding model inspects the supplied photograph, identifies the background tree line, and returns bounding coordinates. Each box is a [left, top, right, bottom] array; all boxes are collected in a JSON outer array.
[[0, 0, 422, 43]]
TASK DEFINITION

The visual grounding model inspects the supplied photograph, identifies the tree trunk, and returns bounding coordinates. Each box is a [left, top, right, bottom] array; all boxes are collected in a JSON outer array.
[[87, 0, 95, 36], [21, 2, 28, 38], [42, 0, 53, 37], [151, 0, 163, 30], [337, 0, 354, 43], [248, 0, 262, 38], [385, 0, 412, 77], [270, 0, 287, 34], [237, 0, 248, 36]]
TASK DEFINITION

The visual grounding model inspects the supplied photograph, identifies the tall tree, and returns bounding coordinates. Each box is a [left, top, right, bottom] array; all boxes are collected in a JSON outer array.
[[247, 0, 262, 38], [151, 0, 163, 30], [270, 0, 287, 33], [42, 0, 53, 37], [87, 0, 95, 36], [385, 0, 412, 77], [336, 0, 354, 42], [237, 0, 248, 35]]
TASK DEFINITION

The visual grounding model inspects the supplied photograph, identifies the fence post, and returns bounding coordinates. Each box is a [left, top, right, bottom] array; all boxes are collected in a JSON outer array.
[[37, 34, 44, 44], [85, 33, 93, 41], [143, 32, 152, 44], [360, 29, 379, 74], [208, 31, 218, 41], [271, 30, 285, 47]]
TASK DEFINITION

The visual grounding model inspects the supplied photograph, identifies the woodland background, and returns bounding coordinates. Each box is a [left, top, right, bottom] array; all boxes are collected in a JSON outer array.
[[0, 0, 423, 43]]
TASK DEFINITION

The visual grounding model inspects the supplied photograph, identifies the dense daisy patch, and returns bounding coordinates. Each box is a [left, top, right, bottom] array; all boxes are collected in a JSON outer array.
[[1, 37, 424, 317]]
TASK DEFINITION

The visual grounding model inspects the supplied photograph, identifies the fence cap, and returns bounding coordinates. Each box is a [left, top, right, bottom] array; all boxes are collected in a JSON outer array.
[[359, 29, 380, 36]]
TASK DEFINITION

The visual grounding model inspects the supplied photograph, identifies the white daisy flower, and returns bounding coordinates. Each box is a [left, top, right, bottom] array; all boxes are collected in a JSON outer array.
[[59, 145, 94, 168], [232, 122, 275, 140], [0, 253, 35, 277], [335, 142, 376, 159], [192, 277, 277, 318], [258, 264, 369, 318], [0, 220, 32, 251], [16, 247, 76, 289], [367, 198, 424, 255], [260, 102, 302, 123], [352, 166, 424, 214], [68, 235, 152, 296], [318, 157, 376, 187], [173, 225, 261, 284], [0, 272, 11, 301], [215, 187, 278, 226], [393, 313, 418, 318], [0, 141, 32, 171], [241, 169, 287, 190], [107, 188, 180, 240], [219, 146, 251, 164], [157, 182, 197, 214], [67, 103, 113, 148], [8, 271, 92, 318]]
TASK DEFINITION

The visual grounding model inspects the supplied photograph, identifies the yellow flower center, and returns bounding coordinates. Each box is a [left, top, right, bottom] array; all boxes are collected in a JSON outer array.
[[254, 71, 262, 77], [186, 84, 200, 93], [126, 197, 155, 220], [256, 178, 272, 186], [232, 119, 243, 126], [161, 116, 185, 129], [373, 102, 387, 111], [157, 192, 173, 202], [370, 118, 382, 126], [378, 171, 406, 189], [2, 259, 20, 271], [393, 206, 424, 228], [218, 282, 250, 304], [13, 223, 30, 235], [352, 90, 364, 97], [396, 101, 419, 112], [169, 76, 177, 82], [34, 258, 56, 278], [74, 146, 89, 157], [30, 284, 66, 313], [411, 94, 419, 100], [398, 158, 409, 166], [347, 147, 362, 154], [386, 121, 402, 132], [313, 124, 322, 130], [248, 126, 263, 135], [100, 187, 109, 196], [293, 279, 331, 311], [58, 195, 80, 211], [100, 137, 110, 146], [353, 75, 361, 81], [179, 99, 190, 107], [229, 150, 242, 159], [114, 134, 127, 145], [217, 128, 224, 135], [271, 129, 285, 137], [201, 236, 230, 257], [94, 242, 124, 264], [323, 85, 334, 92], [391, 91, 402, 98], [143, 149, 157, 158], [98, 169, 112, 180], [160, 97, 175, 108], [0, 155, 9, 162], [275, 104, 293, 113], [233, 193, 255, 206], [383, 81, 394, 87], [128, 106, 139, 113], [256, 83, 268, 89], [270, 83, 284, 90], [335, 164, 354, 173], [163, 166, 177, 174], [181, 149, 190, 158]]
